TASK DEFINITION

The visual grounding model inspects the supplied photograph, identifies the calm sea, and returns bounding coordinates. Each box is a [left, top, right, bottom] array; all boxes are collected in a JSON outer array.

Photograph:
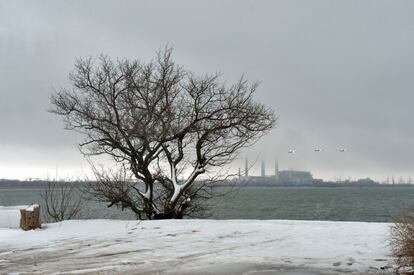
[[1, 186, 413, 222]]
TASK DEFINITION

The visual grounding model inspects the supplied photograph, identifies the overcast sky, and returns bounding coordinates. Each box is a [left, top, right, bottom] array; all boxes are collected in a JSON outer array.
[[1, 0, 414, 181]]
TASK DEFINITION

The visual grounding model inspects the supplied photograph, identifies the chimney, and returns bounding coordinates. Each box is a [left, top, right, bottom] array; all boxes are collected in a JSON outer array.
[[275, 160, 279, 176], [245, 158, 248, 177], [261, 159, 266, 177]]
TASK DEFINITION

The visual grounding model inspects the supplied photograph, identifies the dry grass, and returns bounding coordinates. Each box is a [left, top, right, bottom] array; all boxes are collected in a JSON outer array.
[[391, 209, 414, 274]]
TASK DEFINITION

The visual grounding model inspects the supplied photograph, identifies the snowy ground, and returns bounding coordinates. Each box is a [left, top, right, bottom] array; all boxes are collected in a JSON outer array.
[[0, 219, 394, 274]]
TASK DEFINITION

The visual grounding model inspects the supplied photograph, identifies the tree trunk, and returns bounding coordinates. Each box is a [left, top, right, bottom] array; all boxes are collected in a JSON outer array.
[[152, 210, 183, 220]]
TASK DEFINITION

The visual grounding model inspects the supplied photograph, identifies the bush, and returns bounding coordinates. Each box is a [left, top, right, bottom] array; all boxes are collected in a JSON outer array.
[[40, 181, 84, 222], [391, 209, 414, 274]]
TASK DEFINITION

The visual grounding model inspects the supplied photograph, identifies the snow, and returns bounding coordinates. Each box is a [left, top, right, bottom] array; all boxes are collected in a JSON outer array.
[[0, 205, 39, 229], [25, 204, 39, 211], [0, 219, 394, 274], [0, 205, 30, 210], [0, 204, 39, 228], [0, 209, 20, 228], [169, 162, 204, 203], [138, 188, 151, 200]]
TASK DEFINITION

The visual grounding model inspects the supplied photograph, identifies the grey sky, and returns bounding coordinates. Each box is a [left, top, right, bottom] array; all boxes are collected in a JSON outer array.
[[1, 0, 414, 180]]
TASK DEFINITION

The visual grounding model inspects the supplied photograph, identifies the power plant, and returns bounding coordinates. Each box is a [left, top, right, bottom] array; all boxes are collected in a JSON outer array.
[[235, 158, 381, 187], [238, 158, 314, 186]]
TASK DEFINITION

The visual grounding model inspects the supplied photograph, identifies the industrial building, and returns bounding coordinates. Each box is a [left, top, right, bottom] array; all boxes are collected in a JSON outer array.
[[237, 159, 314, 186]]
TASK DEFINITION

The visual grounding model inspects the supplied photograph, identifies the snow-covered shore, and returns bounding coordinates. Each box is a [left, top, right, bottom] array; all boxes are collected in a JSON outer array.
[[0, 219, 394, 274]]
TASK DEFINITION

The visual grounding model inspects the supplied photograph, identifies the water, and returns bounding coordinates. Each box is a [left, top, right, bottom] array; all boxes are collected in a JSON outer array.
[[1, 186, 414, 222]]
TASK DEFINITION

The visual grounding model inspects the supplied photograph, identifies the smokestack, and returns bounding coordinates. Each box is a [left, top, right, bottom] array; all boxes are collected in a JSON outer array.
[[261, 159, 266, 177], [275, 160, 279, 176], [245, 158, 248, 177]]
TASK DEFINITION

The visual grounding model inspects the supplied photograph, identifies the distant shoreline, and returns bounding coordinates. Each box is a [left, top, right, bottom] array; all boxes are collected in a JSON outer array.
[[221, 183, 414, 188], [1, 178, 414, 189]]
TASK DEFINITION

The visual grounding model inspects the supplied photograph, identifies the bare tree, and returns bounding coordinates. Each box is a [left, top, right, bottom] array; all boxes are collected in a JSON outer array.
[[50, 48, 276, 219], [41, 181, 84, 222]]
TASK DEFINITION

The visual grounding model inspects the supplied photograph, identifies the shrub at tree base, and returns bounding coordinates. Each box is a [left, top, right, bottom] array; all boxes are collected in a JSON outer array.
[[391, 210, 414, 274]]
